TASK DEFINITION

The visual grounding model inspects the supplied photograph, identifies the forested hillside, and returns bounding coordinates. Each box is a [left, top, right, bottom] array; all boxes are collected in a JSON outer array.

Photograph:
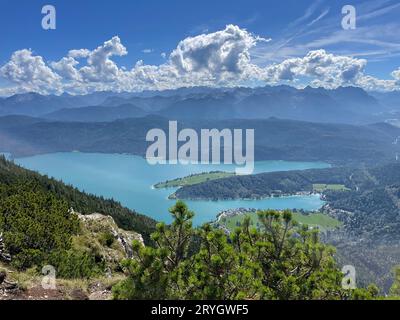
[[0, 156, 156, 243], [0, 116, 399, 165], [45, 104, 148, 122], [174, 167, 353, 200], [174, 162, 400, 241]]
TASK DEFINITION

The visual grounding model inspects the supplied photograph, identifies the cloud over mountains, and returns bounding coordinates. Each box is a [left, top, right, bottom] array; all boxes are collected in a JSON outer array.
[[0, 25, 399, 96]]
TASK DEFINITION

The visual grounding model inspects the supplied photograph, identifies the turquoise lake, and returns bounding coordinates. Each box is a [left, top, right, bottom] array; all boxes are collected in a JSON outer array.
[[14, 153, 330, 225]]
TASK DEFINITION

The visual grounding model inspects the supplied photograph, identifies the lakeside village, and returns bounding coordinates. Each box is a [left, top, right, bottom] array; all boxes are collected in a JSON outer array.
[[210, 190, 349, 236]]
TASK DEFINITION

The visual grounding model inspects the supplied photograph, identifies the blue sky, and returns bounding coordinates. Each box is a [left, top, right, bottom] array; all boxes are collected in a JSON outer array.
[[0, 0, 315, 65], [0, 0, 399, 95]]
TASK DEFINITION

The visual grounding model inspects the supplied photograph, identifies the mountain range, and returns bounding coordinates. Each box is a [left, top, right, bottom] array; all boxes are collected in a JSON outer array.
[[0, 86, 399, 124], [0, 91, 118, 117], [45, 103, 148, 122]]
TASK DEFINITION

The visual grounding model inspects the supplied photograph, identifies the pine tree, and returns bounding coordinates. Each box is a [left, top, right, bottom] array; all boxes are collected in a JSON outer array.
[[113, 203, 373, 300]]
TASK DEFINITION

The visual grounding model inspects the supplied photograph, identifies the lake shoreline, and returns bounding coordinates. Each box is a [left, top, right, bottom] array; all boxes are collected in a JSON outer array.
[[13, 152, 329, 225], [170, 190, 323, 202], [6, 150, 337, 167]]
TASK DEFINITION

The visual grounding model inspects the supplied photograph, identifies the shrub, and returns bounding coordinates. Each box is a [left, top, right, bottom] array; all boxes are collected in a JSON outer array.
[[48, 249, 104, 279], [0, 188, 79, 270], [99, 232, 115, 247]]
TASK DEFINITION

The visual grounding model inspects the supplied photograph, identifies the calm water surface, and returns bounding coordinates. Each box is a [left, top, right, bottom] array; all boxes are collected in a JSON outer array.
[[15, 153, 330, 225]]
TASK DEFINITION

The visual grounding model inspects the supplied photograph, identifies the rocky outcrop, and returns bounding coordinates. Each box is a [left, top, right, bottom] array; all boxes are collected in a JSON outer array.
[[0, 212, 144, 300], [0, 271, 19, 298], [76, 213, 144, 260]]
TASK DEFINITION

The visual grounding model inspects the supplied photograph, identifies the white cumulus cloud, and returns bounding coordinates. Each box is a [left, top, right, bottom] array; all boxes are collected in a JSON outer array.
[[169, 24, 269, 82], [0, 26, 399, 95], [78, 36, 128, 83], [50, 57, 82, 81], [0, 49, 62, 94], [265, 49, 367, 88]]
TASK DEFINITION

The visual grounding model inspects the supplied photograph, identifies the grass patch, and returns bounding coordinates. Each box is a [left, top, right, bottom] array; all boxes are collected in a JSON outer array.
[[154, 171, 235, 188], [220, 212, 342, 233]]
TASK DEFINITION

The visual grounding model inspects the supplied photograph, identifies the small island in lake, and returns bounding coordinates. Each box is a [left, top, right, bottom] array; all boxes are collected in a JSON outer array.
[[154, 171, 236, 189]]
